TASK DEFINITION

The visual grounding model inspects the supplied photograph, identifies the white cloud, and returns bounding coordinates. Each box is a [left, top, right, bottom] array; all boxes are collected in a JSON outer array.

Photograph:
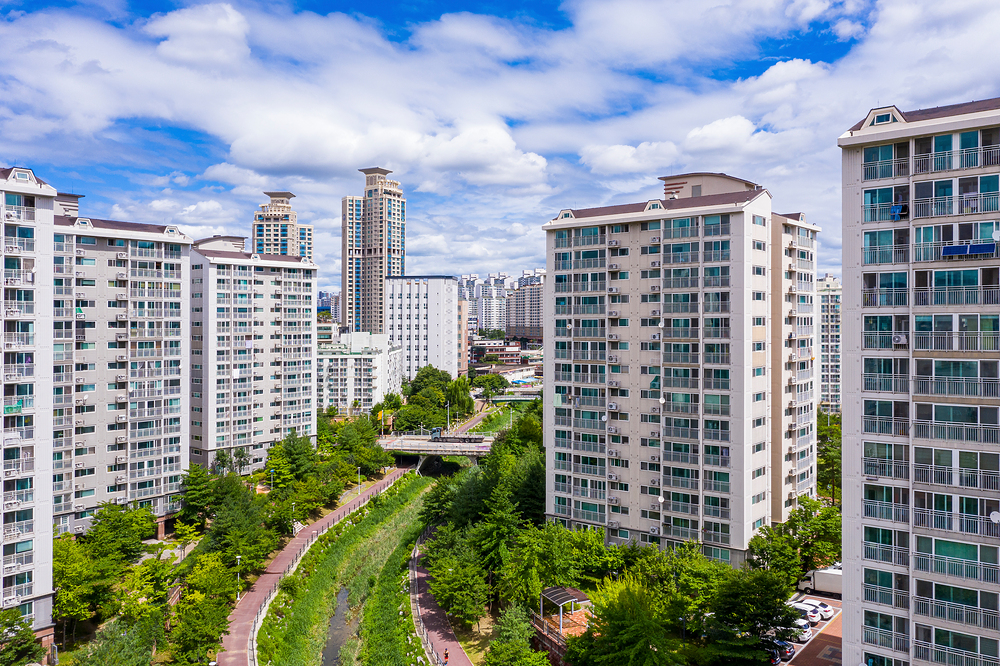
[[145, 3, 251, 66]]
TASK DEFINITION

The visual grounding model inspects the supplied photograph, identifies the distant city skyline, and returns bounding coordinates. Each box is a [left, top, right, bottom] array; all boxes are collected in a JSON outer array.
[[2, 1, 998, 290]]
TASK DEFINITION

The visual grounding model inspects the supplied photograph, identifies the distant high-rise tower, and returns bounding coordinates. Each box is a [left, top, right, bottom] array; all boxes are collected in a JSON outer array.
[[252, 191, 314, 260], [342, 168, 406, 333]]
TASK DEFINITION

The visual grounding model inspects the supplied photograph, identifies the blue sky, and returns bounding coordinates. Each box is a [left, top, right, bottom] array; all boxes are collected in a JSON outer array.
[[1, 0, 999, 290]]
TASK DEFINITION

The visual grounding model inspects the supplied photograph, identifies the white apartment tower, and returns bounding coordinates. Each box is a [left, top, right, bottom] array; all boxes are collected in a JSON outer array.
[[316, 332, 402, 415], [385, 276, 463, 380], [190, 237, 317, 473], [1, 168, 55, 642], [252, 192, 313, 260], [543, 172, 819, 565], [817, 274, 843, 413], [507, 274, 546, 341], [342, 168, 405, 333], [841, 97, 1000, 666]]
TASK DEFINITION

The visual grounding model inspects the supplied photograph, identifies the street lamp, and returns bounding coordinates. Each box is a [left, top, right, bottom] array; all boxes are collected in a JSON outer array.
[[236, 555, 242, 601], [357, 466, 361, 496], [446, 401, 450, 434]]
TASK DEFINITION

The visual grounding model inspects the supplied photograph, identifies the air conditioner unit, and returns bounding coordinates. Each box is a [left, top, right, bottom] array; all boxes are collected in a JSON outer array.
[[74, 419, 83, 425], [116, 455, 126, 463], [788, 491, 795, 499], [116, 395, 127, 402], [650, 455, 660, 462], [650, 236, 660, 243], [116, 475, 125, 483], [649, 526, 660, 535], [116, 333, 127, 341], [116, 374, 126, 381], [75, 399, 86, 405], [117, 272, 127, 279], [2, 374, 15, 382], [115, 436, 127, 444], [788, 467, 796, 477], [651, 309, 660, 316], [74, 377, 85, 384], [607, 497, 619, 505], [650, 285, 660, 292], [117, 292, 127, 300], [74, 503, 85, 510], [75, 249, 85, 256], [650, 431, 659, 437], [608, 287, 620, 293], [75, 526, 85, 533], [117, 355, 127, 361], [607, 426, 618, 434], [650, 478, 660, 486], [116, 314, 127, 320], [607, 450, 618, 458], [75, 271, 85, 278], [651, 407, 660, 414], [608, 520, 620, 528], [608, 264, 619, 270], [607, 473, 618, 481], [608, 240, 620, 247], [608, 334, 619, 341], [116, 415, 127, 423], [608, 380, 620, 387], [650, 261, 661, 267], [116, 497, 128, 505], [117, 252, 127, 260], [892, 334, 908, 345], [788, 446, 795, 454], [608, 355, 618, 363], [608, 310, 619, 317], [608, 402, 618, 411], [650, 333, 661, 340]]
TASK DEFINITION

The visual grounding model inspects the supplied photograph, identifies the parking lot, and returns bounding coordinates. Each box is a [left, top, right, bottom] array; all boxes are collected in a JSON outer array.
[[788, 594, 842, 665]]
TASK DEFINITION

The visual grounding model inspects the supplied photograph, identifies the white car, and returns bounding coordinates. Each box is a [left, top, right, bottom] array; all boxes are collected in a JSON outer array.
[[789, 602, 821, 625], [798, 599, 836, 621], [792, 618, 812, 642]]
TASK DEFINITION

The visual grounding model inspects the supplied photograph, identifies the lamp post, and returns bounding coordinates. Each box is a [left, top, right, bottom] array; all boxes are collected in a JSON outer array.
[[357, 466, 361, 497], [236, 555, 242, 601], [446, 401, 450, 434]]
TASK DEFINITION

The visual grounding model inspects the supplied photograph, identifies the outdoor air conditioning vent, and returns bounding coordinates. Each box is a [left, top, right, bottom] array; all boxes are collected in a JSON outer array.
[[608, 310, 618, 317], [650, 285, 660, 292], [74, 419, 83, 425], [75, 526, 85, 533], [892, 334, 908, 345], [117, 293, 127, 300], [650, 431, 658, 437], [116, 395, 127, 402], [607, 473, 618, 481], [651, 310, 660, 316], [650, 261, 661, 268], [788, 491, 795, 499], [116, 415, 127, 423], [117, 253, 127, 260], [608, 240, 619, 247], [607, 402, 618, 411], [608, 520, 619, 528], [608, 355, 618, 363], [116, 456, 126, 463], [649, 526, 660, 535], [650, 333, 661, 340], [117, 375, 126, 381], [651, 407, 660, 414], [116, 497, 128, 505], [117, 355, 127, 361], [117, 272, 127, 279], [116, 436, 127, 444], [75, 377, 85, 384], [608, 264, 619, 270], [607, 426, 618, 434], [608, 334, 619, 341], [650, 478, 660, 486], [75, 249, 85, 256], [650, 236, 660, 243], [608, 380, 620, 387], [607, 450, 618, 458], [608, 287, 619, 293], [650, 455, 660, 462]]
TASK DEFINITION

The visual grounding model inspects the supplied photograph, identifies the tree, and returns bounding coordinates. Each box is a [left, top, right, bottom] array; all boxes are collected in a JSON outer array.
[[178, 464, 213, 529], [213, 449, 233, 475], [52, 535, 93, 645], [445, 377, 474, 419], [472, 373, 510, 394], [171, 553, 237, 664], [428, 551, 489, 628], [76, 612, 164, 666], [283, 431, 317, 480], [118, 554, 175, 623], [483, 605, 549, 666], [817, 411, 842, 503], [409, 365, 452, 397], [264, 443, 295, 489], [498, 522, 578, 608], [711, 569, 800, 643], [174, 521, 199, 562], [783, 496, 842, 572], [82, 503, 156, 565], [233, 446, 250, 475], [483, 354, 500, 363], [745, 526, 803, 592], [0, 608, 46, 665]]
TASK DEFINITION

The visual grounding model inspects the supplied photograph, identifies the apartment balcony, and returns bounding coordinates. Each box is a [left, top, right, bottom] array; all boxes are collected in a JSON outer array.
[[572, 509, 605, 524], [664, 525, 699, 540], [702, 504, 730, 519], [703, 531, 731, 545], [862, 289, 908, 307], [702, 404, 730, 417], [573, 235, 606, 247], [863, 583, 910, 610], [703, 353, 730, 364], [2, 520, 33, 539], [664, 450, 698, 465], [573, 350, 606, 361], [862, 627, 909, 654], [863, 498, 910, 524], [703, 327, 730, 339], [573, 305, 606, 315], [664, 251, 699, 264], [2, 333, 33, 348], [912, 376, 1000, 398], [1, 205, 34, 223], [914, 331, 1000, 351], [703, 223, 730, 237], [574, 281, 605, 292], [664, 277, 700, 289], [914, 641, 999, 666], [553, 504, 570, 516], [913, 145, 1000, 174], [862, 457, 910, 480], [572, 487, 606, 500], [914, 508, 1000, 537], [863, 415, 909, 437], [662, 426, 699, 441], [2, 270, 33, 286], [572, 373, 605, 385], [863, 157, 911, 181], [2, 552, 32, 573], [914, 240, 1000, 262], [663, 327, 699, 339], [863, 245, 910, 265], [130, 447, 163, 459], [661, 352, 698, 365], [701, 276, 730, 288], [913, 420, 1000, 444], [914, 552, 999, 584], [572, 440, 605, 454], [914, 596, 999, 631], [797, 368, 814, 382], [703, 429, 730, 442], [663, 302, 699, 313], [703, 453, 730, 467], [703, 378, 729, 390], [2, 396, 32, 414], [573, 328, 606, 339], [553, 481, 570, 494], [702, 479, 730, 493], [703, 302, 730, 313], [668, 500, 699, 515], [914, 286, 1000, 306], [863, 541, 910, 566], [913, 192, 1000, 219], [129, 486, 161, 500], [572, 464, 606, 477], [862, 374, 909, 393], [573, 259, 605, 270]]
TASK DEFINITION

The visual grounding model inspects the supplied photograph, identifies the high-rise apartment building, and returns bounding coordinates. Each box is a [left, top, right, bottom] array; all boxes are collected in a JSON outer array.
[[507, 275, 546, 341], [840, 97, 1000, 666], [252, 192, 313, 260], [543, 172, 819, 565], [385, 276, 464, 380], [316, 332, 402, 415], [817, 274, 842, 413], [459, 275, 480, 331], [1, 168, 55, 643], [476, 273, 509, 332], [342, 168, 405, 334], [190, 236, 316, 473]]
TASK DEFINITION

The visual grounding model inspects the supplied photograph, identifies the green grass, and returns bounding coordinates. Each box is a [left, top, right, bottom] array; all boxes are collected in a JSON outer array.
[[471, 403, 529, 434], [256, 474, 432, 666]]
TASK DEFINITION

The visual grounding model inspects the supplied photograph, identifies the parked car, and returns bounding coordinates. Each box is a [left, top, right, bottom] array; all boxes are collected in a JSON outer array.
[[766, 649, 781, 665], [792, 619, 812, 642], [798, 599, 836, 620], [789, 602, 821, 625], [773, 640, 796, 660]]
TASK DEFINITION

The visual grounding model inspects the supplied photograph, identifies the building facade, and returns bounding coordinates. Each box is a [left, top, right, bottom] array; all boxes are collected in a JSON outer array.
[[342, 168, 405, 334], [385, 276, 464, 380], [507, 279, 545, 340], [840, 98, 1000, 666], [542, 172, 819, 565], [1, 168, 55, 639], [190, 236, 317, 474], [817, 274, 843, 413], [316, 332, 402, 415], [252, 192, 313, 260]]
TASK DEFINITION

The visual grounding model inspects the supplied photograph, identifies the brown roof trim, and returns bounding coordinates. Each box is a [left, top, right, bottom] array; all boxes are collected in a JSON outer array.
[[565, 189, 765, 219], [849, 96, 1000, 132]]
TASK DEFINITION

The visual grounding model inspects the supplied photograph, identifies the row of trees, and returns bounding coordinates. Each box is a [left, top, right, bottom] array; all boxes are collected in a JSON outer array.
[[50, 415, 397, 664]]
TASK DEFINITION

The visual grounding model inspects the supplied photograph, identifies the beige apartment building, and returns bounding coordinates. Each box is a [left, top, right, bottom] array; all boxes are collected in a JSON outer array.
[[840, 97, 1000, 666], [342, 168, 405, 333], [252, 191, 313, 260], [817, 274, 843, 413], [543, 172, 819, 565]]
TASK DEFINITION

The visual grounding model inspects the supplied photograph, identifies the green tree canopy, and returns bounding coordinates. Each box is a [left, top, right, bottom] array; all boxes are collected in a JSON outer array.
[[82, 503, 156, 565]]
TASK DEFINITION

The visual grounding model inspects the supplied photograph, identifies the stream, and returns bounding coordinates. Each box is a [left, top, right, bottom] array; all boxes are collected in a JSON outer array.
[[321, 587, 358, 666]]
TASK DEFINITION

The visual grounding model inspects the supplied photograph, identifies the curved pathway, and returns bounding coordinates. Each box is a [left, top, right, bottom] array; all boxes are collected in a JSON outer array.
[[411, 545, 474, 666], [218, 467, 409, 666]]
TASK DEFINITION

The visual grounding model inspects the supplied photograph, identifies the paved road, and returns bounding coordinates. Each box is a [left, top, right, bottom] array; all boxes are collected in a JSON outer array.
[[414, 552, 473, 666], [217, 467, 409, 666]]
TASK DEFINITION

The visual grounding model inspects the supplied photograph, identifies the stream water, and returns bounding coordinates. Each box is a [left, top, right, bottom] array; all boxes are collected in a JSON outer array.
[[321, 588, 357, 666]]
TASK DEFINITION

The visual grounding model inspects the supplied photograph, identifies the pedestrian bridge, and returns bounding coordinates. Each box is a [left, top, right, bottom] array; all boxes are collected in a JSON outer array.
[[379, 435, 494, 458], [490, 394, 540, 402]]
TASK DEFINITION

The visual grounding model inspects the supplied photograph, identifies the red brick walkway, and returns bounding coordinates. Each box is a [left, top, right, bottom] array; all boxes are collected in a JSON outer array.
[[218, 467, 409, 666], [414, 553, 473, 666]]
